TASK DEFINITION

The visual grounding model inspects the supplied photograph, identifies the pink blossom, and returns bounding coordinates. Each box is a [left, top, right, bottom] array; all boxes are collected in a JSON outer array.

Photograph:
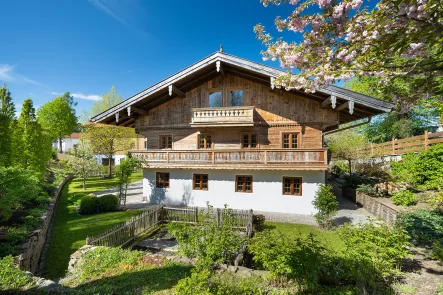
[[288, 17, 306, 32], [289, 0, 299, 4], [316, 0, 331, 8], [351, 0, 363, 10]]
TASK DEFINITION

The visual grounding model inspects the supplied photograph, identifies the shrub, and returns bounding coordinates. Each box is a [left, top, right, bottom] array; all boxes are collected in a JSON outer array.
[[252, 214, 266, 232], [79, 195, 98, 215], [432, 239, 443, 262], [391, 190, 418, 206], [356, 184, 379, 197], [312, 184, 338, 229], [97, 194, 119, 212], [0, 255, 35, 291], [338, 220, 410, 293], [167, 203, 245, 269], [429, 192, 443, 214], [396, 210, 443, 244], [331, 160, 349, 176], [391, 144, 443, 190]]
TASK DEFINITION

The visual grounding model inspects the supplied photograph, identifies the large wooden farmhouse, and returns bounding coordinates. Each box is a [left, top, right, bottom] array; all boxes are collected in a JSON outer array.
[[91, 51, 393, 214]]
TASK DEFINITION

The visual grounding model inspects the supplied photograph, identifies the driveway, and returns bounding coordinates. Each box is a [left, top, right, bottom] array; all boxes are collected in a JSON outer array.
[[94, 180, 145, 209]]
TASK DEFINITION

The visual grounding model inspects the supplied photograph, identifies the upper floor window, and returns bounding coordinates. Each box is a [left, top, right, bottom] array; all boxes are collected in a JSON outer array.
[[236, 175, 253, 193], [283, 177, 302, 196], [242, 134, 258, 149], [209, 91, 223, 108], [159, 135, 172, 149], [156, 172, 170, 188], [198, 134, 213, 149], [229, 90, 243, 106], [282, 133, 300, 149]]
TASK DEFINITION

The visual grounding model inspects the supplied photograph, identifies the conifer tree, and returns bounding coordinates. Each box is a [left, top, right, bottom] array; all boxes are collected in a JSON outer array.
[[0, 84, 15, 167]]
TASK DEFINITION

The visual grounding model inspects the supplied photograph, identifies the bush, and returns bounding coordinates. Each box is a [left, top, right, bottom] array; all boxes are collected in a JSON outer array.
[[167, 203, 245, 269], [79, 195, 98, 215], [331, 160, 349, 176], [356, 184, 379, 197], [429, 192, 443, 214], [391, 144, 443, 190], [432, 239, 443, 262], [312, 184, 338, 229], [97, 194, 119, 212], [252, 214, 266, 232], [396, 210, 443, 244], [391, 190, 418, 206], [0, 255, 35, 291]]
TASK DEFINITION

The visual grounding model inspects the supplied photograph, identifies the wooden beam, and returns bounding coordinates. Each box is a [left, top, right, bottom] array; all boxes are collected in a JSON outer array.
[[132, 107, 149, 116], [120, 118, 135, 127], [168, 85, 185, 98], [320, 95, 336, 109], [335, 101, 350, 112], [216, 61, 226, 77]]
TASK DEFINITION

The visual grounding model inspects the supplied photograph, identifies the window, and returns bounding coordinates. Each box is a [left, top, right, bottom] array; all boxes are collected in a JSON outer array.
[[209, 91, 223, 107], [235, 175, 253, 193], [229, 90, 243, 106], [144, 140, 148, 149], [242, 134, 258, 149], [198, 134, 213, 149], [156, 172, 170, 188], [282, 133, 299, 148], [193, 174, 208, 190], [283, 177, 302, 195], [159, 135, 172, 149]]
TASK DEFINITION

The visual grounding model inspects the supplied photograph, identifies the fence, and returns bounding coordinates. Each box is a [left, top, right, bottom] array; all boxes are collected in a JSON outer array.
[[360, 130, 443, 157], [86, 205, 253, 247]]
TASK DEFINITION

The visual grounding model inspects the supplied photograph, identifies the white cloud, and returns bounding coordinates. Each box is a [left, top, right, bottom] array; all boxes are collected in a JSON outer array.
[[89, 0, 130, 27], [72, 92, 101, 101], [0, 64, 15, 82], [0, 64, 42, 86]]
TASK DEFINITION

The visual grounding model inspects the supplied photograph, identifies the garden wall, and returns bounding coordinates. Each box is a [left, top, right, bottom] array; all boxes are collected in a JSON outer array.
[[355, 192, 399, 224], [16, 174, 74, 274]]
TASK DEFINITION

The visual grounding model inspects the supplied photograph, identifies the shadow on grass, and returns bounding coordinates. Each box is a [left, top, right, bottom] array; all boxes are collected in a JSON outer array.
[[22, 264, 191, 295]]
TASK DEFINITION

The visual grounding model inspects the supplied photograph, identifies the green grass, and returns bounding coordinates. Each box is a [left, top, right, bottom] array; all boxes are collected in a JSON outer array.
[[265, 221, 345, 251], [43, 172, 143, 280]]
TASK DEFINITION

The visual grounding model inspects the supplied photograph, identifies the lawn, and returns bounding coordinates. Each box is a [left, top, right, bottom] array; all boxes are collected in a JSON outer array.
[[265, 221, 345, 251], [42, 172, 143, 279]]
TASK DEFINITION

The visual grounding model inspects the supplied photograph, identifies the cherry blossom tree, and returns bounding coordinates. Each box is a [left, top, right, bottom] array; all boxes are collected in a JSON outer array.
[[255, 0, 443, 109]]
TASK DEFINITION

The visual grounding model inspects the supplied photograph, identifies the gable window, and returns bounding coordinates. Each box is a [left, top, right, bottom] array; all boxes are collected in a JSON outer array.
[[209, 91, 223, 108], [159, 135, 172, 149], [235, 175, 253, 193], [229, 90, 243, 106], [156, 172, 170, 188], [198, 134, 213, 149], [242, 134, 258, 149], [193, 174, 208, 190], [283, 177, 302, 195], [282, 133, 299, 149]]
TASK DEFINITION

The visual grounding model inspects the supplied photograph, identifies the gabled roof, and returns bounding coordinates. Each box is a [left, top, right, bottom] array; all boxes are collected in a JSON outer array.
[[91, 51, 394, 127]]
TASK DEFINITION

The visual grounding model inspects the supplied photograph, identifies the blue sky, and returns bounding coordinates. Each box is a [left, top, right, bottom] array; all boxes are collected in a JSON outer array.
[[0, 0, 299, 118]]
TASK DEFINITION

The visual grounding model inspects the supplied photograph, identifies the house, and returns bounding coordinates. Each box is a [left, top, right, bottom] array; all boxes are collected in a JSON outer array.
[[52, 132, 81, 153], [91, 51, 393, 214]]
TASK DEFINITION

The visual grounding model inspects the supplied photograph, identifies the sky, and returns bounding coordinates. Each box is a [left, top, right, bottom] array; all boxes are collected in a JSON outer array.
[[0, 0, 301, 118]]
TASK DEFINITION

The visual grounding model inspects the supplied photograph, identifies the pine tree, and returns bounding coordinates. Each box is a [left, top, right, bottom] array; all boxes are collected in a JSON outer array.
[[0, 84, 16, 167]]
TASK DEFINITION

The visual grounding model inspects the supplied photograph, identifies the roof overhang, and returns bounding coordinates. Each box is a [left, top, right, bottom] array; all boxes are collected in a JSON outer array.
[[91, 52, 394, 128]]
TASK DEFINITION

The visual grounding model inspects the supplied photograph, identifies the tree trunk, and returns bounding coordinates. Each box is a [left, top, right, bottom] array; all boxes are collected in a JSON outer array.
[[59, 136, 63, 153], [108, 155, 113, 178], [83, 177, 86, 190], [348, 159, 352, 186]]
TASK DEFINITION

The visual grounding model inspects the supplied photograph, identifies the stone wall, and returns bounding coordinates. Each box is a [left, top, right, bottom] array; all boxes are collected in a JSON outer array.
[[356, 192, 399, 224], [16, 174, 74, 274]]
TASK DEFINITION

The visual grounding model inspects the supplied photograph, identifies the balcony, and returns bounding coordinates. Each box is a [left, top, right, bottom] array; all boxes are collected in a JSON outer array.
[[130, 148, 328, 170], [190, 106, 254, 127]]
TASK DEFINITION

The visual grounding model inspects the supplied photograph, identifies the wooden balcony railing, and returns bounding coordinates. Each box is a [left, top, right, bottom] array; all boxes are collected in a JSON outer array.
[[191, 106, 254, 127], [130, 148, 328, 170]]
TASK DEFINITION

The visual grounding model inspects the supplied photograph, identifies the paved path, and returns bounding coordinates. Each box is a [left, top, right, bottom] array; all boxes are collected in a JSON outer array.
[[94, 180, 374, 225]]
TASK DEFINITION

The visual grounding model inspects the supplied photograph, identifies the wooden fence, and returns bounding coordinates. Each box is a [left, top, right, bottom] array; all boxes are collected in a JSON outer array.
[[86, 206, 253, 247], [360, 130, 443, 157]]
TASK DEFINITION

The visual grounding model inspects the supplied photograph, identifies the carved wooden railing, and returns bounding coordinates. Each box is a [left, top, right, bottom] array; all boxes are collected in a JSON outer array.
[[191, 106, 254, 126], [131, 148, 328, 167]]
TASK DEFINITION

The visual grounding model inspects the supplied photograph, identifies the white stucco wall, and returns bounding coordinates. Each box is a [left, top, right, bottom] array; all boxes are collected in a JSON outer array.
[[143, 168, 325, 214]]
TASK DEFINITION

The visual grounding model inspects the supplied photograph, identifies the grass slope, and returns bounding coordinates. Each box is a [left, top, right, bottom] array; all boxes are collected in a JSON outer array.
[[43, 173, 143, 279], [265, 221, 345, 251]]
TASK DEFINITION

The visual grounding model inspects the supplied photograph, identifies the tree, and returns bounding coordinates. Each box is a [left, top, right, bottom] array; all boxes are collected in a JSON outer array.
[[12, 99, 52, 176], [116, 157, 140, 209], [85, 125, 136, 177], [90, 86, 123, 118], [0, 84, 15, 167], [37, 92, 77, 153], [326, 129, 368, 175], [312, 184, 338, 229], [63, 137, 100, 190], [255, 0, 443, 109]]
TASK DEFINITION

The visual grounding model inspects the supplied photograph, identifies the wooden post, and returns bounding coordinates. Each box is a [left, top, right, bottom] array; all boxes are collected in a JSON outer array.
[[392, 137, 395, 155], [130, 221, 135, 240], [323, 150, 328, 165], [216, 208, 221, 227], [166, 151, 170, 163], [264, 150, 268, 164], [424, 130, 429, 150], [212, 151, 215, 164], [86, 237, 90, 245]]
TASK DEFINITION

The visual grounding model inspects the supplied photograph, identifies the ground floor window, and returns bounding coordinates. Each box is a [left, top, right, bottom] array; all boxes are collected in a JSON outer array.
[[283, 177, 302, 195], [156, 172, 170, 188], [193, 174, 208, 190], [235, 175, 253, 193]]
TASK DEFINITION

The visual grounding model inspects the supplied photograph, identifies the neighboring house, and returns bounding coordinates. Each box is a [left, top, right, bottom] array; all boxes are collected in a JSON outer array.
[[91, 51, 393, 214], [52, 132, 81, 153]]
